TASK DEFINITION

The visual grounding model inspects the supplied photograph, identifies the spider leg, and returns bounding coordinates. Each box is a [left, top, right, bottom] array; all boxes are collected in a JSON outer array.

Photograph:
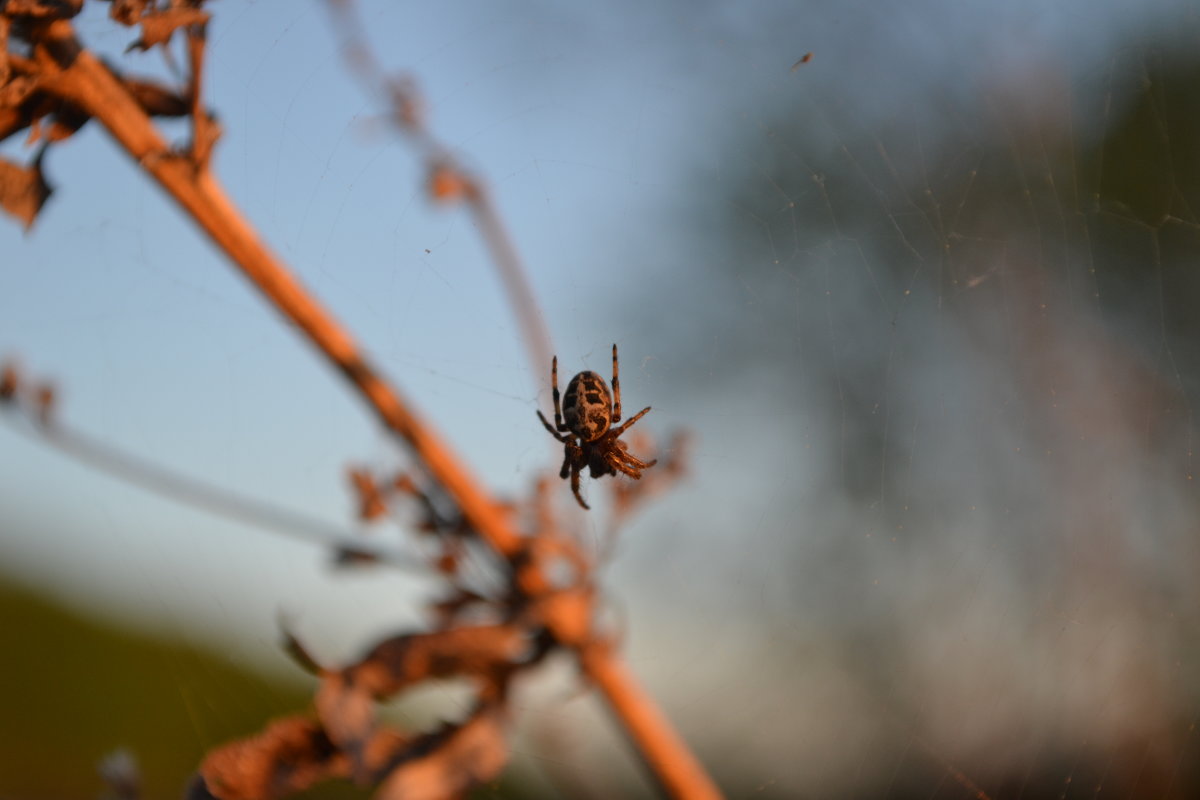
[[619, 450, 657, 470], [550, 356, 566, 431], [606, 440, 657, 476], [570, 464, 590, 509], [611, 342, 622, 423], [559, 448, 573, 480], [609, 405, 651, 438], [608, 456, 642, 479], [537, 410, 571, 443]]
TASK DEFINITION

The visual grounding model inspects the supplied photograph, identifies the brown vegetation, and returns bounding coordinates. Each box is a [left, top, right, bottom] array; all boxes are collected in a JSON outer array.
[[1, 1, 714, 798]]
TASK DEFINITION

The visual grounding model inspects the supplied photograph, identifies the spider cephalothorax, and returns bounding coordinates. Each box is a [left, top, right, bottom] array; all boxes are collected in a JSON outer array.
[[537, 344, 657, 509]]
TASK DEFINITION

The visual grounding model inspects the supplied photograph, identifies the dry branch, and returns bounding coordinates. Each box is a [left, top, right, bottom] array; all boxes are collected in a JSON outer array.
[[0, 386, 424, 571]]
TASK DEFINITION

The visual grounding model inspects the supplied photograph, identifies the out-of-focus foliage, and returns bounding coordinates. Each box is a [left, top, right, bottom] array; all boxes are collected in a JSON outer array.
[[618, 35, 1200, 800], [0, 573, 361, 799]]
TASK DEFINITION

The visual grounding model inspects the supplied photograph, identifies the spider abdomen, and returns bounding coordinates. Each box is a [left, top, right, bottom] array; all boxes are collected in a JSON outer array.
[[563, 371, 612, 441]]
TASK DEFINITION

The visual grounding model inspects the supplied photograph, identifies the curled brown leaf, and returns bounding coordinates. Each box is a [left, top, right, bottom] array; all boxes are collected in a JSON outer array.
[[189, 109, 220, 171], [0, 153, 51, 229], [279, 627, 323, 677], [106, 0, 154, 27], [0, 75, 39, 113], [429, 587, 491, 628], [338, 624, 527, 700], [1, 66, 186, 147], [196, 705, 505, 800], [313, 625, 525, 759], [314, 671, 376, 756], [196, 716, 348, 800], [347, 466, 387, 522], [122, 76, 189, 117], [375, 706, 509, 800], [2, 0, 84, 20], [31, 100, 89, 143], [125, 7, 210, 52], [0, 17, 9, 86]]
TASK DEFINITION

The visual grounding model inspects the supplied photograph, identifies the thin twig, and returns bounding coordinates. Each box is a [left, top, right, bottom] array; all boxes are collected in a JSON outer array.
[[324, 0, 555, 381], [0, 405, 424, 572]]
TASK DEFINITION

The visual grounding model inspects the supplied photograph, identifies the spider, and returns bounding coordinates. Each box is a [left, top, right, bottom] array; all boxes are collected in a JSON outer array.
[[537, 344, 657, 509]]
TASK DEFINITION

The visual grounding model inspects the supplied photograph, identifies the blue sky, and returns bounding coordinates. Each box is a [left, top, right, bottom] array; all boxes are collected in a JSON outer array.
[[3, 0, 1199, 794]]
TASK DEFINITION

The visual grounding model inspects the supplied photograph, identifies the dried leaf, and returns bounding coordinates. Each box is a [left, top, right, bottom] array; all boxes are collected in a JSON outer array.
[[352, 726, 412, 782], [197, 716, 349, 800], [375, 707, 509, 800], [195, 703, 505, 798], [0, 154, 51, 229], [38, 102, 89, 143], [0, 107, 25, 143], [123, 76, 189, 117], [348, 467, 387, 522], [0, 361, 18, 401], [0, 75, 39, 111], [314, 671, 375, 755], [341, 625, 526, 699], [107, 0, 153, 27], [434, 545, 459, 577], [0, 17, 9, 87], [2, 0, 83, 20], [1, 46, 89, 143], [125, 8, 210, 52], [190, 109, 220, 171], [279, 627, 323, 677], [427, 162, 470, 204], [314, 625, 524, 758], [429, 588, 490, 628]]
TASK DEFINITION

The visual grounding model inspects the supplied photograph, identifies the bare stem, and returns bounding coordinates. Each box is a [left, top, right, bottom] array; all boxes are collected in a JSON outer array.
[[0, 405, 421, 570], [465, 183, 555, 379]]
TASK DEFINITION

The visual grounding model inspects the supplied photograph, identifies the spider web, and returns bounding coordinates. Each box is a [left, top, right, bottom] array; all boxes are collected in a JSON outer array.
[[2, 1, 1200, 798]]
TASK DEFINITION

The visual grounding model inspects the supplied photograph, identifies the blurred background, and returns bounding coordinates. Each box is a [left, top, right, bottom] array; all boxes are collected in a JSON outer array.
[[2, 0, 1200, 796]]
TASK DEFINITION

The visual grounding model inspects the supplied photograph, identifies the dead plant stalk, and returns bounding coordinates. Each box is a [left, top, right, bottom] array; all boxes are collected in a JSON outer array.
[[29, 17, 721, 800]]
